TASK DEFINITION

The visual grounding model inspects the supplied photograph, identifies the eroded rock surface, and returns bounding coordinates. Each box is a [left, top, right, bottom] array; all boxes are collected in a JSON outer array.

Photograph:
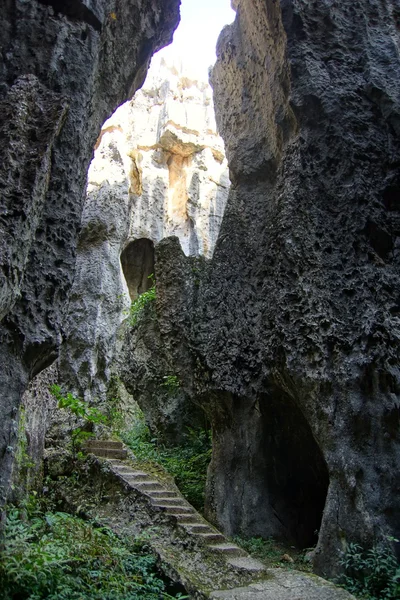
[[206, 0, 400, 576], [118, 237, 205, 443], [0, 0, 180, 505], [58, 58, 229, 414], [120, 0, 400, 577], [1, 0, 399, 584]]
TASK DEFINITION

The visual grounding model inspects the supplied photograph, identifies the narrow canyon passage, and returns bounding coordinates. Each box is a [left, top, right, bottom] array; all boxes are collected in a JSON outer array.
[[0, 1, 399, 595]]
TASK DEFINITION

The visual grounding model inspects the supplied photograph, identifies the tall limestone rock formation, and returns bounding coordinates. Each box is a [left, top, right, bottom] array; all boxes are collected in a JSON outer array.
[[119, 0, 400, 577], [0, 0, 180, 507], [205, 0, 400, 575], [58, 55, 229, 412]]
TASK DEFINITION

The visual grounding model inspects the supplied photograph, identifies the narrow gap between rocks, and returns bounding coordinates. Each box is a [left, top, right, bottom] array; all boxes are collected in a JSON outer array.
[[121, 238, 155, 301]]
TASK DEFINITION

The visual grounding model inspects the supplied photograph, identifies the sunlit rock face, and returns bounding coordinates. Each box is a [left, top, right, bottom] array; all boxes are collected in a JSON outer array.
[[58, 57, 229, 402], [87, 56, 229, 259]]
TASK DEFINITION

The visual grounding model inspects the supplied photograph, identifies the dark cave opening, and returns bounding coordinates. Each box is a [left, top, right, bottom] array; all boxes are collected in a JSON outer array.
[[259, 387, 329, 549], [205, 389, 329, 550], [120, 238, 155, 301]]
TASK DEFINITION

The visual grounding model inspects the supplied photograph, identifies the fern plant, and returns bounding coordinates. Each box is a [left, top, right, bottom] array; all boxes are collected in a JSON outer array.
[[0, 497, 187, 599]]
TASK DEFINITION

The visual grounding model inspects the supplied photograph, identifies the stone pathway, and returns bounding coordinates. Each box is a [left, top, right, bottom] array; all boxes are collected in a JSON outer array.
[[82, 440, 355, 600]]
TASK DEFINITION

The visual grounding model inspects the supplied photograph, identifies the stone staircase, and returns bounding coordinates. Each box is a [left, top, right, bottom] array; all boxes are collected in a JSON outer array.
[[84, 439, 128, 459], [81, 440, 356, 600], [108, 460, 261, 570], [84, 439, 260, 570]]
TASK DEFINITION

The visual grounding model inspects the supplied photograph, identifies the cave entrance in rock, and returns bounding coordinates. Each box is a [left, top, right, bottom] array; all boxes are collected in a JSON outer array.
[[259, 387, 330, 549], [120, 239, 155, 301], [208, 388, 329, 550]]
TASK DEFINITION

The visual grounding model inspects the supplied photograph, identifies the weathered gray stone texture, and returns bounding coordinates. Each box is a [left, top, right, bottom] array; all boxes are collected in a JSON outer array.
[[118, 237, 206, 444], [58, 59, 229, 408], [0, 0, 180, 505], [121, 0, 400, 578], [204, 0, 400, 576]]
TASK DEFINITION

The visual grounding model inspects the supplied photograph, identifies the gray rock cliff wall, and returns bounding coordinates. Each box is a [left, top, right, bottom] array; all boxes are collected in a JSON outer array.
[[0, 0, 180, 506], [120, 0, 400, 577], [1, 0, 399, 580], [205, 0, 400, 575]]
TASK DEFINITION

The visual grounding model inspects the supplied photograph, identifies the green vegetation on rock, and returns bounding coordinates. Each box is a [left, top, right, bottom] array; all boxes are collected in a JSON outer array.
[[50, 385, 107, 425], [129, 277, 156, 326], [0, 495, 186, 600], [50, 385, 108, 455], [161, 374, 180, 394], [122, 419, 211, 511], [335, 540, 400, 600]]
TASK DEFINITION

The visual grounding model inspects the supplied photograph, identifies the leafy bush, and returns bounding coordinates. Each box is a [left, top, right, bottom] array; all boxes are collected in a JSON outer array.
[[336, 540, 400, 599], [50, 385, 108, 455], [0, 496, 186, 599], [50, 385, 107, 425], [129, 277, 156, 326], [122, 422, 211, 511]]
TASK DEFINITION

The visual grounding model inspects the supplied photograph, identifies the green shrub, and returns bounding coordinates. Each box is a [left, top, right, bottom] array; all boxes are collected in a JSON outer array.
[[50, 385, 107, 425], [336, 540, 400, 599], [129, 277, 156, 326], [122, 422, 211, 511], [0, 496, 186, 599], [50, 385, 109, 456]]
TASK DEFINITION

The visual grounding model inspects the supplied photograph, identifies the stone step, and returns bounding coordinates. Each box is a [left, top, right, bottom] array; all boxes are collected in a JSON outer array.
[[226, 556, 266, 573], [120, 472, 152, 481], [147, 490, 177, 499], [112, 464, 139, 472], [184, 523, 215, 534], [85, 440, 124, 449], [195, 532, 227, 543], [155, 504, 195, 515], [151, 497, 183, 507], [174, 514, 202, 524], [129, 480, 165, 491], [90, 448, 127, 459], [207, 543, 247, 558]]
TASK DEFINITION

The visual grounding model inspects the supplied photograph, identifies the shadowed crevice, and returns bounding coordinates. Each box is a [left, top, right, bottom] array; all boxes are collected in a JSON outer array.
[[37, 0, 102, 31], [121, 238, 155, 301]]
